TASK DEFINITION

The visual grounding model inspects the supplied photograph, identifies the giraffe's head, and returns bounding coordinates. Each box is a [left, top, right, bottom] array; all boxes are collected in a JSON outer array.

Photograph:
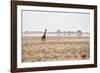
[[45, 29, 47, 31]]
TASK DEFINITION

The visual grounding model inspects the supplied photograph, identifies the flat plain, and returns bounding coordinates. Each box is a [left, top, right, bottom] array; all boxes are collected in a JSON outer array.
[[22, 36, 90, 62]]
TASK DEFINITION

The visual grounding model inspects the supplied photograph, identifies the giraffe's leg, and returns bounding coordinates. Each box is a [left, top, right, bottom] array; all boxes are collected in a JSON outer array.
[[44, 38, 46, 44], [42, 37, 44, 43], [41, 36, 43, 42]]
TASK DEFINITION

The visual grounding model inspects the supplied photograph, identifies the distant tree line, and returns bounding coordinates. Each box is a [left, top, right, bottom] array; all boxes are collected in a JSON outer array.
[[56, 29, 82, 36]]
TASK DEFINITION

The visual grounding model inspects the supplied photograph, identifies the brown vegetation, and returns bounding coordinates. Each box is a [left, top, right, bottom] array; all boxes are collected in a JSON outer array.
[[22, 36, 90, 62]]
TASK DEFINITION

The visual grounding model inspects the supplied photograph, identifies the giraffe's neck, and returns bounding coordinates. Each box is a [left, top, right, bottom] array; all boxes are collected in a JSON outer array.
[[43, 30, 46, 36]]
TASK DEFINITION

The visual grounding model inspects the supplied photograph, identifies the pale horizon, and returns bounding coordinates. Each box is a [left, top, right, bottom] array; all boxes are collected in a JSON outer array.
[[22, 10, 90, 33]]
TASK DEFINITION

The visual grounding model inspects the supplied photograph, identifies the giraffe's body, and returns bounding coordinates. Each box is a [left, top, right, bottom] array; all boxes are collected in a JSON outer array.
[[41, 29, 47, 42]]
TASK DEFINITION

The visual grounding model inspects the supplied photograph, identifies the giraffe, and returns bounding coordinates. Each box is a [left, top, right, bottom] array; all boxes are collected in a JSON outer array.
[[41, 29, 47, 43]]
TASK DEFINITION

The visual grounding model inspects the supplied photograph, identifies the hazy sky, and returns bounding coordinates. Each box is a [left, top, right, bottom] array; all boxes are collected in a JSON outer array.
[[22, 10, 90, 32]]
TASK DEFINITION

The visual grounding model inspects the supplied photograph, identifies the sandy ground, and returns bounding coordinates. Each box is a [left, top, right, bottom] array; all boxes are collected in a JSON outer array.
[[22, 36, 90, 62]]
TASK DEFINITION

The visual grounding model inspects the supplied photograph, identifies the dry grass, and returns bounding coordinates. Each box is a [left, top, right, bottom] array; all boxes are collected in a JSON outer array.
[[22, 36, 90, 62]]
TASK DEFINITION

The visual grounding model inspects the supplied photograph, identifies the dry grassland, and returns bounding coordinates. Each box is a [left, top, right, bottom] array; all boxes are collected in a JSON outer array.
[[22, 36, 90, 62]]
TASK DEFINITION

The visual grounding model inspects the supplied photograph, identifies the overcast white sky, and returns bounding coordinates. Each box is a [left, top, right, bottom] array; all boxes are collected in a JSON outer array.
[[22, 10, 90, 32]]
